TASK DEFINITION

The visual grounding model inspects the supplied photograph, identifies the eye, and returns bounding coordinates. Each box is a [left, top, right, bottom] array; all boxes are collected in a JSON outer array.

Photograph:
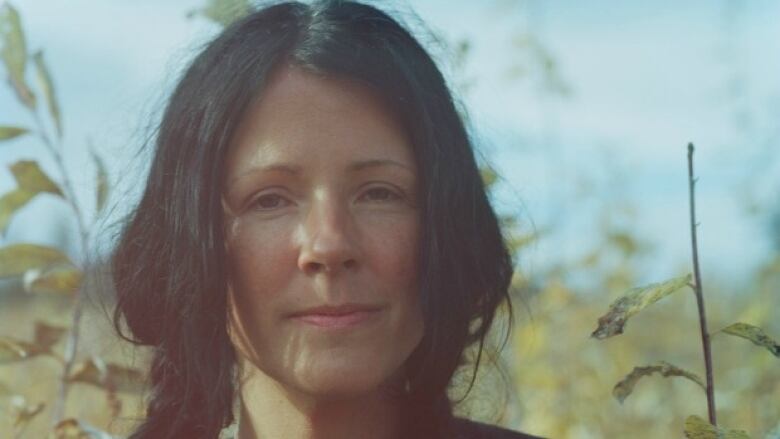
[[249, 193, 291, 211], [359, 186, 402, 203]]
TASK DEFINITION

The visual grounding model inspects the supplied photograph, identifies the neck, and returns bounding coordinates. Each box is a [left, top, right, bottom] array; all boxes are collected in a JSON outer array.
[[236, 365, 403, 439]]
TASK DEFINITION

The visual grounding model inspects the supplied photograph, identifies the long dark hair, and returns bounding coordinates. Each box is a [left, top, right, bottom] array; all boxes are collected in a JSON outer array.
[[112, 1, 514, 437]]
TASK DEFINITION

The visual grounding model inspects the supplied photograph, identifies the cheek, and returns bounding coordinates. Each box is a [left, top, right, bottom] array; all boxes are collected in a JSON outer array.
[[225, 217, 295, 299], [362, 216, 420, 291]]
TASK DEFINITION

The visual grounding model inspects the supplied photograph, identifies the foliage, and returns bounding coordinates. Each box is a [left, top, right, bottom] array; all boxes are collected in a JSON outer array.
[[0, 3, 143, 437]]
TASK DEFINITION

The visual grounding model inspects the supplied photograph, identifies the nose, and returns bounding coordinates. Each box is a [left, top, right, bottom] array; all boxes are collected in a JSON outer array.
[[297, 197, 359, 275]]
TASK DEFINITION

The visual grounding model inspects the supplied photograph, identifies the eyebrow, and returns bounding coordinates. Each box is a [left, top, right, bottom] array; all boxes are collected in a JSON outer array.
[[227, 158, 414, 190]]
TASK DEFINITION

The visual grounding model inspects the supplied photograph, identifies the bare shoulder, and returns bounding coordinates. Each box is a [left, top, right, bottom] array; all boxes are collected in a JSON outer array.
[[451, 417, 547, 439]]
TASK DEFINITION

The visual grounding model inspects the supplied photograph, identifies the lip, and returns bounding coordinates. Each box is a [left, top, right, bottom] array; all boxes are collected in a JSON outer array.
[[288, 304, 383, 329]]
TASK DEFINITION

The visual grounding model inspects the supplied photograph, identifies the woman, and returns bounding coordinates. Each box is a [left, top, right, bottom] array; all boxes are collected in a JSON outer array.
[[112, 1, 541, 438]]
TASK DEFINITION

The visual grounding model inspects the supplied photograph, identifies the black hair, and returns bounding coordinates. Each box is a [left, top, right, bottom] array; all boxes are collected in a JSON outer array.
[[112, 1, 514, 438]]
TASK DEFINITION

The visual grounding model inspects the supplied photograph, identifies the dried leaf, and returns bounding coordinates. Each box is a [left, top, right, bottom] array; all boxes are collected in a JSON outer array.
[[10, 160, 63, 196], [0, 125, 29, 140], [23, 264, 82, 295], [591, 274, 692, 339], [33, 50, 62, 138], [0, 188, 35, 235], [0, 243, 72, 278], [33, 321, 68, 348], [683, 415, 752, 439], [9, 395, 45, 428], [53, 418, 114, 439], [613, 361, 705, 404], [90, 148, 109, 213], [0, 3, 35, 108], [69, 357, 145, 393], [719, 322, 780, 358]]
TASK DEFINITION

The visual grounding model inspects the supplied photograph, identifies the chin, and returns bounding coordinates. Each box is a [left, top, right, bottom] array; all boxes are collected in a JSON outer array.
[[292, 361, 401, 400]]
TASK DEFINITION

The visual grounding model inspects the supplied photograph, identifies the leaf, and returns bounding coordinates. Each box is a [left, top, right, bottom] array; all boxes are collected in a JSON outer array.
[[683, 415, 752, 439], [0, 380, 12, 396], [0, 3, 35, 108], [591, 274, 692, 339], [0, 337, 40, 364], [0, 125, 29, 140], [189, 0, 251, 26], [33, 321, 68, 348], [90, 147, 109, 213], [32, 50, 62, 138], [23, 264, 82, 295], [718, 322, 780, 358], [612, 361, 705, 404], [0, 188, 35, 235], [9, 395, 45, 428], [10, 160, 63, 196], [0, 243, 72, 278], [53, 418, 115, 439], [480, 166, 498, 190], [68, 357, 146, 393]]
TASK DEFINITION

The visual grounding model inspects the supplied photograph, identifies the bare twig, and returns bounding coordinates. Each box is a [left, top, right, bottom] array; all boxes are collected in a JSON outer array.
[[687, 143, 717, 425], [30, 110, 91, 425]]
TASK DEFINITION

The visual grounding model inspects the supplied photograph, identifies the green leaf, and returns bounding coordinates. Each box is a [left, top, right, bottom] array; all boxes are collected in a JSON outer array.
[[23, 263, 82, 295], [10, 160, 63, 196], [0, 243, 72, 278], [683, 415, 752, 439], [612, 361, 705, 404], [189, 0, 251, 26], [90, 147, 109, 213], [718, 322, 780, 358], [68, 357, 146, 393], [0, 3, 36, 108], [0, 125, 28, 140], [591, 274, 692, 339], [0, 188, 35, 235], [32, 50, 62, 138]]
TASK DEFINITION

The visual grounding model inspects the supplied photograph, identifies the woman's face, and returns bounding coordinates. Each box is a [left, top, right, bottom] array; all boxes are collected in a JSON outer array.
[[222, 66, 424, 398]]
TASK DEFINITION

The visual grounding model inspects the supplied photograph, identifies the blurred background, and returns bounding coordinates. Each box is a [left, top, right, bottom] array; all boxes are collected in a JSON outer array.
[[1, 0, 778, 437]]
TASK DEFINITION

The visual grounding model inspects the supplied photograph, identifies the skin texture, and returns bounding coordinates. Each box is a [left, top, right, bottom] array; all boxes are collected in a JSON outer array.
[[222, 66, 425, 439]]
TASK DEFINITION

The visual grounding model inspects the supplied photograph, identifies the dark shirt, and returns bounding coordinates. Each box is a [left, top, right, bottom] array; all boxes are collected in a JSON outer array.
[[451, 418, 545, 439]]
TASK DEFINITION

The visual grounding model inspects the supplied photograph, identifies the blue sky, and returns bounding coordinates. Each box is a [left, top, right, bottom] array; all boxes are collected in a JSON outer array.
[[2, 0, 779, 288]]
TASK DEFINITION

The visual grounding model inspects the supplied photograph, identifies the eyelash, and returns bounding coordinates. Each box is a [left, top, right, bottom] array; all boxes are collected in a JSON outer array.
[[248, 186, 404, 211]]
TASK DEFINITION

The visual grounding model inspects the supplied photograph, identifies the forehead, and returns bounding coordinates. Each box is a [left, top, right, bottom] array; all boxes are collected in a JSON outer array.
[[224, 65, 414, 179]]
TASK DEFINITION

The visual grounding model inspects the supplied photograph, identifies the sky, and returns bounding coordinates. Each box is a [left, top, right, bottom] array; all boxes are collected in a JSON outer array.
[[1, 0, 779, 289]]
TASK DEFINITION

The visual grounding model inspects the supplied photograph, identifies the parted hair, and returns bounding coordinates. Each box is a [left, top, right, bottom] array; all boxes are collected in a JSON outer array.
[[112, 1, 514, 437]]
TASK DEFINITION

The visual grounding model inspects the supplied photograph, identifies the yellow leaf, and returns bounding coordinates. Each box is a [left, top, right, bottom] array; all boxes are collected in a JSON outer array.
[[719, 322, 780, 358], [10, 160, 63, 196], [33, 50, 62, 138], [0, 188, 35, 235], [190, 0, 251, 26], [68, 357, 146, 393], [0, 380, 12, 396], [612, 361, 705, 404], [591, 274, 692, 339], [0, 243, 72, 277], [683, 415, 752, 439], [23, 264, 82, 295], [0, 125, 29, 140], [9, 395, 45, 428], [0, 3, 36, 108]]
